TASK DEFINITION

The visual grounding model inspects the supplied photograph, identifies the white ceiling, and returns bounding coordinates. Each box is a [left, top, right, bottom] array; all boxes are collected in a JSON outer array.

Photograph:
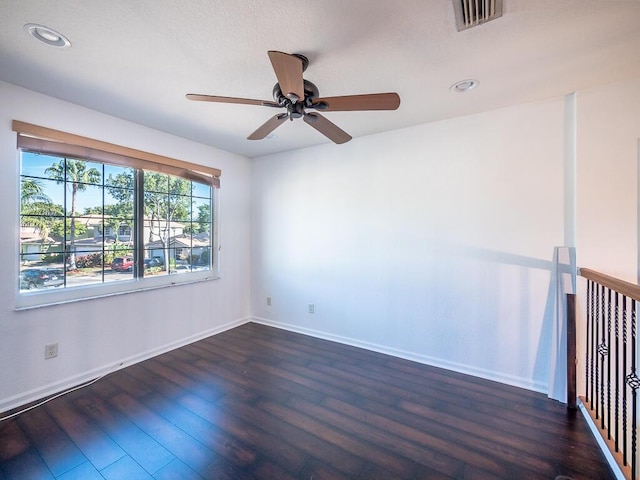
[[1, 0, 640, 158]]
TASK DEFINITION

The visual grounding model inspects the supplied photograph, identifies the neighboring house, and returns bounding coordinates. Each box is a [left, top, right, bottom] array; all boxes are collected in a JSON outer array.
[[19, 227, 57, 262], [78, 214, 185, 243], [21, 216, 188, 261], [147, 232, 210, 264]]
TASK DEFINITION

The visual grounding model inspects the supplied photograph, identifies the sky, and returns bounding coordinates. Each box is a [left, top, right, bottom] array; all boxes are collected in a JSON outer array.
[[20, 151, 211, 217]]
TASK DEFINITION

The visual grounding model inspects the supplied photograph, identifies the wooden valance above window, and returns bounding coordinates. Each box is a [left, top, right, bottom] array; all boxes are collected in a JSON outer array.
[[12, 120, 221, 187]]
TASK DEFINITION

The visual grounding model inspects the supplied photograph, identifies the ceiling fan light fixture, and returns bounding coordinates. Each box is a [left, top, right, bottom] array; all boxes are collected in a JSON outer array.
[[24, 23, 71, 48], [450, 79, 479, 93]]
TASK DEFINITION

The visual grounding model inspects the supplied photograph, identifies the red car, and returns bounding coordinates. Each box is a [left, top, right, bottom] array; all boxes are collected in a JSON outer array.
[[111, 256, 134, 272]]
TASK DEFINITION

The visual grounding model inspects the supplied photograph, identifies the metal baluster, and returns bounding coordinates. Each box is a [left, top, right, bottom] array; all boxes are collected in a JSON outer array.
[[587, 280, 596, 410], [627, 301, 638, 479], [623, 295, 628, 466], [614, 291, 620, 453], [596, 283, 601, 418], [601, 284, 607, 428], [584, 280, 591, 402], [606, 288, 612, 438]]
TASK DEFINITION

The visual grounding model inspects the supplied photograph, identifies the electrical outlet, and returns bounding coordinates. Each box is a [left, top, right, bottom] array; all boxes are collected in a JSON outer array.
[[308, 303, 315, 314], [45, 343, 58, 359], [266, 296, 272, 306]]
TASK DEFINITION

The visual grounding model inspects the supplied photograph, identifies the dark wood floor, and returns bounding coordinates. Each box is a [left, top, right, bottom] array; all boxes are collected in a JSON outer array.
[[0, 322, 614, 479]]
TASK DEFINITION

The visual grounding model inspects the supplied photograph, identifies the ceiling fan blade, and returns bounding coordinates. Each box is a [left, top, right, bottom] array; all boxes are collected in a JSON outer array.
[[186, 94, 279, 108], [268, 51, 304, 102], [304, 113, 352, 144], [247, 113, 289, 140], [312, 92, 400, 111]]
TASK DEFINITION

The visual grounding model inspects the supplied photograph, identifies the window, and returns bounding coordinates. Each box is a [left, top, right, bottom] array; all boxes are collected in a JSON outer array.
[[14, 121, 220, 308]]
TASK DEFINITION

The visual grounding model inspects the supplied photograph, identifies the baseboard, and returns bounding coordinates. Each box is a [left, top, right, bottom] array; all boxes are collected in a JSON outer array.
[[251, 316, 548, 394], [0, 316, 251, 415], [578, 397, 627, 480]]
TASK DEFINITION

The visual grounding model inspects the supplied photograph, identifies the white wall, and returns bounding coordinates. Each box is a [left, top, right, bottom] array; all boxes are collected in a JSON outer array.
[[0, 81, 252, 411], [576, 77, 640, 282], [251, 98, 567, 392]]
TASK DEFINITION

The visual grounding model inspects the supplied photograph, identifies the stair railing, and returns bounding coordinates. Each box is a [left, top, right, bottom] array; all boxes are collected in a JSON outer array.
[[578, 268, 639, 480]]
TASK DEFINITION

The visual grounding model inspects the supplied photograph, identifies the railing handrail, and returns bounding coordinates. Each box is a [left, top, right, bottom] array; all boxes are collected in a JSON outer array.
[[580, 267, 640, 302]]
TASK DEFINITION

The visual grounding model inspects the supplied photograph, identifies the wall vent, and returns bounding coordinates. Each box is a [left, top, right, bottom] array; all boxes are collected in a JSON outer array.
[[453, 0, 503, 31]]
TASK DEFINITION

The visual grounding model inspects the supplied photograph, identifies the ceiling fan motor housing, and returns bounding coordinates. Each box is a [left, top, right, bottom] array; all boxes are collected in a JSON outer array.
[[273, 80, 320, 106]]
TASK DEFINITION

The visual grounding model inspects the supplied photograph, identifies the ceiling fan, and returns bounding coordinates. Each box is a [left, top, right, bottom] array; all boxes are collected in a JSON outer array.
[[186, 51, 401, 144]]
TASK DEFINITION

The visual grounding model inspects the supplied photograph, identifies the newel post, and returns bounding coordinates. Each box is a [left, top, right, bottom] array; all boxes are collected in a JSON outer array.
[[567, 293, 577, 410]]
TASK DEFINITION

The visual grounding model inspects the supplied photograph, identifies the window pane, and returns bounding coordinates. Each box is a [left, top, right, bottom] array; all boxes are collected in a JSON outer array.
[[69, 184, 104, 216], [169, 175, 190, 195], [168, 248, 189, 274], [21, 152, 63, 179], [199, 246, 212, 270], [191, 197, 210, 222], [144, 171, 169, 194], [171, 194, 191, 222], [197, 223, 211, 235], [108, 250, 135, 279], [63, 159, 102, 185], [19, 264, 65, 291], [69, 252, 104, 287], [143, 251, 167, 276], [105, 167, 135, 222], [104, 164, 133, 183], [192, 181, 211, 199], [21, 177, 65, 210], [104, 188, 134, 218]]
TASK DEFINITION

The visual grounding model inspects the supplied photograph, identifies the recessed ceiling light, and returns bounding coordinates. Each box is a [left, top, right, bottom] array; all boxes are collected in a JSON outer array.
[[450, 79, 479, 93], [24, 23, 71, 48]]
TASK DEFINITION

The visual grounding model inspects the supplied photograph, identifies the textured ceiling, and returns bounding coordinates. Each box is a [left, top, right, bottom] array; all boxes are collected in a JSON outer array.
[[1, 0, 640, 158]]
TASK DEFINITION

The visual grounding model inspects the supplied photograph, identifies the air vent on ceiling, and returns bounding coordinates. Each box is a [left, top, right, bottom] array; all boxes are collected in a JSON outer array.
[[453, 0, 503, 31]]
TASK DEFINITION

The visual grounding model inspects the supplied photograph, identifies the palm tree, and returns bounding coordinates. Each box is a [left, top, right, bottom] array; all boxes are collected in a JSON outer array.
[[46, 160, 101, 269], [20, 178, 55, 238]]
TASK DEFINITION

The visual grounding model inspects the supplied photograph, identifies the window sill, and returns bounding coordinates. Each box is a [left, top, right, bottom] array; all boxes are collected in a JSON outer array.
[[15, 271, 221, 311]]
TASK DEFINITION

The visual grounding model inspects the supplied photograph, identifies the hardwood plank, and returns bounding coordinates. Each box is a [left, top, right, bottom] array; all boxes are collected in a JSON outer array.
[[215, 395, 366, 478], [198, 456, 256, 480], [17, 407, 86, 476], [0, 448, 54, 480], [141, 392, 258, 469], [318, 394, 547, 478], [73, 392, 175, 475], [257, 398, 422, 479], [287, 394, 467, 478], [398, 397, 608, 469], [0, 419, 30, 462], [239, 360, 337, 404], [278, 361, 401, 406], [107, 391, 217, 475], [176, 393, 309, 474], [161, 351, 256, 402], [44, 398, 126, 471], [152, 459, 202, 480], [55, 461, 103, 480], [100, 455, 153, 480]]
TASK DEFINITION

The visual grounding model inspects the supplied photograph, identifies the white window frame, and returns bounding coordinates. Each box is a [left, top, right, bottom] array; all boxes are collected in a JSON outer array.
[[14, 120, 221, 310]]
